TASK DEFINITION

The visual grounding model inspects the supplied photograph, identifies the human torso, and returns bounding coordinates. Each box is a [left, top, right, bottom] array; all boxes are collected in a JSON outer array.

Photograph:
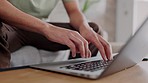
[[8, 0, 59, 19]]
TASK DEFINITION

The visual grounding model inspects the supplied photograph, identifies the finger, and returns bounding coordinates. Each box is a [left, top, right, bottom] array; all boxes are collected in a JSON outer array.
[[84, 42, 91, 58], [90, 36, 107, 61], [84, 41, 90, 58], [69, 33, 86, 58], [88, 50, 91, 58], [66, 40, 77, 58], [73, 32, 90, 58], [98, 35, 112, 60], [98, 35, 112, 58]]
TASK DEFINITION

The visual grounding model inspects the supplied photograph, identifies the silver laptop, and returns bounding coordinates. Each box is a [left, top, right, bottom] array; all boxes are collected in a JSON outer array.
[[31, 17, 148, 79]]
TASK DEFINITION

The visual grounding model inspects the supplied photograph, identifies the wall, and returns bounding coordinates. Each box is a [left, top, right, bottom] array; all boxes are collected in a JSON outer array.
[[84, 0, 116, 42], [49, 0, 116, 42], [116, 0, 148, 42]]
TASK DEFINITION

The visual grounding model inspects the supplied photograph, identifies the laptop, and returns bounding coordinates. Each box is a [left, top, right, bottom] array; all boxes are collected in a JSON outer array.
[[30, 17, 148, 79]]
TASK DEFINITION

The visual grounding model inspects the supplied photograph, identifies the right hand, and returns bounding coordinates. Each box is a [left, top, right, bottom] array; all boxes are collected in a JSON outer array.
[[42, 24, 91, 58]]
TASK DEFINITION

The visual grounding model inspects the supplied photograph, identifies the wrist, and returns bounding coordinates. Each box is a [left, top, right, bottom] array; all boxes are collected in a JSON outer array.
[[39, 23, 52, 36], [78, 23, 92, 33]]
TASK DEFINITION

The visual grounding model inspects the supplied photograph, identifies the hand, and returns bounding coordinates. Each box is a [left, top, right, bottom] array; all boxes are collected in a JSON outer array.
[[42, 24, 91, 58], [79, 26, 112, 60]]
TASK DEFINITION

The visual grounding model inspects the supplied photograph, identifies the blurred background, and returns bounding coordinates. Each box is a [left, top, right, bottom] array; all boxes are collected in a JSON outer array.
[[11, 0, 148, 67], [49, 0, 148, 53]]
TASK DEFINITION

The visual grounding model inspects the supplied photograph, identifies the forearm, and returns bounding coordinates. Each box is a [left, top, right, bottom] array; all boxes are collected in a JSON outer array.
[[0, 0, 49, 35], [63, 0, 90, 31], [69, 10, 91, 31]]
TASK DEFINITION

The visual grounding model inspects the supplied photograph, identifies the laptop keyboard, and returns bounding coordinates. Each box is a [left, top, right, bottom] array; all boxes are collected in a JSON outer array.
[[61, 60, 112, 72]]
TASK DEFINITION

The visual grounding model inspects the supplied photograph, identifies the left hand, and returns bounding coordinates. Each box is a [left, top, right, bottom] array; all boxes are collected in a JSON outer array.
[[79, 26, 112, 61]]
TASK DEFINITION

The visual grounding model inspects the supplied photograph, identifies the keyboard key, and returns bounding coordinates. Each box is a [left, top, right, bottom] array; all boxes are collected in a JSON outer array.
[[61, 60, 112, 72]]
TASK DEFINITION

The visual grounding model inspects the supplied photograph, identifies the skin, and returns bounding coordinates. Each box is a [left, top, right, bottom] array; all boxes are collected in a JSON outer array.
[[0, 0, 112, 60]]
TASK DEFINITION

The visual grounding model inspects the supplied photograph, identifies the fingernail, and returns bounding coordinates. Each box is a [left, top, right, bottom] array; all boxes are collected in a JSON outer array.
[[110, 56, 114, 60], [84, 55, 86, 58], [72, 54, 76, 58], [103, 57, 107, 61], [81, 55, 84, 58]]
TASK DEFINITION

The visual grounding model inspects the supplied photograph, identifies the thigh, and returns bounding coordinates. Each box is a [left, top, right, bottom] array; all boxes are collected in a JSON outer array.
[[1, 23, 74, 52], [17, 23, 75, 51], [4, 23, 99, 52], [17, 22, 100, 51], [0, 22, 18, 68], [1, 23, 26, 53]]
